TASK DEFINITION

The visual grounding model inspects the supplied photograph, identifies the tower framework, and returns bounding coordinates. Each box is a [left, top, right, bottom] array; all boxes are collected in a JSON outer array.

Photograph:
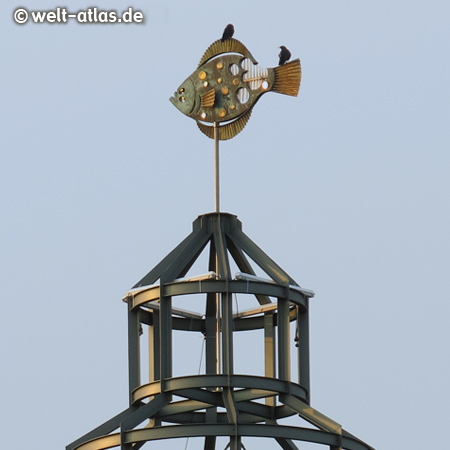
[[67, 213, 374, 450]]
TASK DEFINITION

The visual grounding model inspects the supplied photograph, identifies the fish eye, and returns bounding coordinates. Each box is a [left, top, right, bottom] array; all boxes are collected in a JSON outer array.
[[179, 88, 184, 94], [180, 96, 185, 103]]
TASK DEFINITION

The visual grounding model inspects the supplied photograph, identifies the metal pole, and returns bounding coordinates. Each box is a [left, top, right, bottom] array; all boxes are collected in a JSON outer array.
[[214, 123, 221, 369], [214, 122, 220, 213]]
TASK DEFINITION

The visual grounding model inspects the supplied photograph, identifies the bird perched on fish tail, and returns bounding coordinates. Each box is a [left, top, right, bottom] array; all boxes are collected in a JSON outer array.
[[278, 45, 291, 65], [221, 24, 234, 42]]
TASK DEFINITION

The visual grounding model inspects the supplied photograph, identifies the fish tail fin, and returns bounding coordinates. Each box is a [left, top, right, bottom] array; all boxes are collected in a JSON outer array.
[[272, 58, 301, 97]]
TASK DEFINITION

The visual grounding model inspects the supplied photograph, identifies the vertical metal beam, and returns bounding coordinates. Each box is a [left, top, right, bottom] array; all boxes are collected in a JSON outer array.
[[206, 237, 220, 377], [205, 241, 218, 450], [205, 289, 218, 450], [264, 313, 276, 379], [213, 216, 231, 376], [148, 309, 160, 432], [149, 310, 160, 384], [297, 302, 310, 403], [277, 296, 290, 381], [216, 290, 221, 375], [159, 283, 172, 381], [264, 312, 276, 422], [204, 436, 217, 450], [213, 230, 230, 280], [222, 291, 233, 376], [127, 302, 140, 406], [205, 292, 218, 375], [229, 434, 241, 450]]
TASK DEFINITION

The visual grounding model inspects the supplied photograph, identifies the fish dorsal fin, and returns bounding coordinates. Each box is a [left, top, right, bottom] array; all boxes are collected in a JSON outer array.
[[196, 109, 252, 140], [198, 38, 258, 68], [201, 88, 215, 108]]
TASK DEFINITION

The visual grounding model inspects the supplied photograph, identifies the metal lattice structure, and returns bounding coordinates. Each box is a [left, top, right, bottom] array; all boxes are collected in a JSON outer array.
[[67, 213, 374, 450]]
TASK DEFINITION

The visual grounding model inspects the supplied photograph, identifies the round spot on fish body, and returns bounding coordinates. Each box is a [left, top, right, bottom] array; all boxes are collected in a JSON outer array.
[[262, 80, 269, 90], [221, 87, 229, 95], [199, 71, 207, 80], [233, 78, 239, 86], [217, 62, 224, 70], [219, 108, 226, 118], [218, 78, 222, 84], [203, 81, 209, 87], [230, 104, 236, 110]]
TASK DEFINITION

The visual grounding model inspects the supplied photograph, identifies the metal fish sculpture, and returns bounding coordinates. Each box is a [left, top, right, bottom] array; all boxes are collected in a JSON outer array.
[[170, 38, 301, 140]]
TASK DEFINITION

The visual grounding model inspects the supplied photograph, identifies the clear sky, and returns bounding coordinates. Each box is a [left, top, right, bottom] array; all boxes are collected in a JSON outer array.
[[1, 1, 449, 449]]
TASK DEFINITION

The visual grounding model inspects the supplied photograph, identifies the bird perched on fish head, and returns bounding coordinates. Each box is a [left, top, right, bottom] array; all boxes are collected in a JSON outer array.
[[221, 24, 234, 42], [278, 45, 291, 65]]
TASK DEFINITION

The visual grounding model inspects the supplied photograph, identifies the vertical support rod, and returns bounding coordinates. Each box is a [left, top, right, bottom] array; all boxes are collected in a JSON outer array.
[[214, 122, 220, 213], [278, 297, 291, 381], [264, 313, 276, 378], [149, 310, 160, 383], [205, 292, 218, 375], [159, 283, 172, 382], [127, 302, 141, 406], [216, 289, 221, 375], [148, 309, 161, 428], [297, 301, 311, 403], [264, 312, 276, 423], [205, 242, 218, 450], [222, 291, 234, 375]]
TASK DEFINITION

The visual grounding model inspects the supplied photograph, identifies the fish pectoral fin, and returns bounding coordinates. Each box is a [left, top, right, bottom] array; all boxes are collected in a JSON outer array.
[[197, 109, 252, 141], [201, 89, 216, 108]]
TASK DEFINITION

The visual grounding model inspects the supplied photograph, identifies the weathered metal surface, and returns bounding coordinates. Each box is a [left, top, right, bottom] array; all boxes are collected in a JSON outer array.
[[68, 213, 373, 450], [170, 37, 301, 140], [71, 423, 373, 450]]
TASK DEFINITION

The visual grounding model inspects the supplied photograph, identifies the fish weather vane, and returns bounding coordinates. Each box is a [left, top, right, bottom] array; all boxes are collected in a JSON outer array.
[[170, 25, 301, 212]]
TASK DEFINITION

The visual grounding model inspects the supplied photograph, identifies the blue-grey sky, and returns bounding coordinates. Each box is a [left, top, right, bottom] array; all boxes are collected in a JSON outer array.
[[1, 1, 449, 449]]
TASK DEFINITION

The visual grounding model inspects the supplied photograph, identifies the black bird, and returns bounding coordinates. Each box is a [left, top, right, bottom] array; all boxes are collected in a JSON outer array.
[[221, 24, 234, 42], [278, 45, 291, 65]]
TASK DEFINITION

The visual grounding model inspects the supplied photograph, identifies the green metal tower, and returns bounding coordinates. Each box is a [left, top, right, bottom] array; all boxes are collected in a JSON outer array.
[[67, 213, 374, 450]]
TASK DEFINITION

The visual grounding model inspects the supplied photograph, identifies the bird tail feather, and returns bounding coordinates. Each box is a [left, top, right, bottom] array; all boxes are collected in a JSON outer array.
[[272, 59, 301, 97]]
